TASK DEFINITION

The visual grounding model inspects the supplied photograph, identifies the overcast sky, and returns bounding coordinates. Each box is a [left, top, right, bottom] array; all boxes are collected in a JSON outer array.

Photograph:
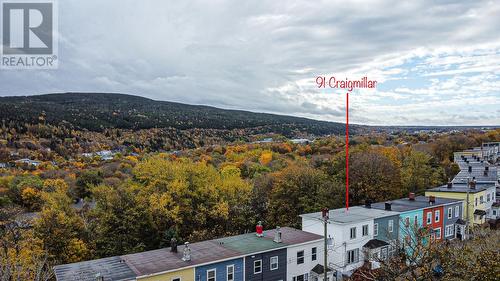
[[1, 0, 499, 125]]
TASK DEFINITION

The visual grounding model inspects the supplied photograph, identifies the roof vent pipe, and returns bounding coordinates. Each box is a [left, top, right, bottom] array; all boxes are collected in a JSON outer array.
[[182, 242, 191, 261], [170, 238, 178, 253], [274, 226, 282, 243]]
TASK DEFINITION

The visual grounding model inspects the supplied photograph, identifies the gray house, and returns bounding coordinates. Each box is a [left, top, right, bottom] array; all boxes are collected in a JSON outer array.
[[443, 200, 463, 239]]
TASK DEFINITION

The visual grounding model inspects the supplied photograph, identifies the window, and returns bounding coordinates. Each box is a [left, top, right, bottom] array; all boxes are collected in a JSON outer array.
[[405, 217, 410, 227], [448, 208, 452, 219], [297, 250, 304, 264], [362, 224, 368, 236], [427, 212, 432, 224], [207, 269, 216, 281], [414, 215, 418, 226], [480, 196, 484, 204], [487, 194, 491, 202], [445, 225, 454, 237], [270, 256, 278, 270], [388, 220, 393, 233], [373, 223, 378, 236], [254, 260, 262, 274], [227, 265, 234, 281], [435, 227, 441, 239], [346, 248, 359, 264], [475, 198, 478, 206], [455, 206, 459, 218], [311, 247, 317, 261], [493, 210, 497, 216], [350, 227, 356, 239], [435, 210, 440, 223], [293, 274, 308, 281], [381, 247, 388, 260]]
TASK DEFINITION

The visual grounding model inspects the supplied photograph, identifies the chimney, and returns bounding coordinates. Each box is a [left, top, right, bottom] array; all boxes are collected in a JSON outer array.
[[469, 180, 476, 189], [322, 208, 329, 219], [429, 196, 436, 205], [365, 200, 372, 208], [468, 166, 472, 173], [170, 238, 178, 253], [182, 242, 191, 261], [409, 192, 415, 201], [385, 202, 392, 211], [273, 226, 282, 243], [485, 166, 489, 172], [256, 221, 263, 237], [447, 182, 453, 189], [484, 170, 488, 176]]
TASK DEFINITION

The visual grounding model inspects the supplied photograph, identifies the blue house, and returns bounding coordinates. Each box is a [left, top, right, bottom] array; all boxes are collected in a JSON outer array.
[[195, 258, 244, 281]]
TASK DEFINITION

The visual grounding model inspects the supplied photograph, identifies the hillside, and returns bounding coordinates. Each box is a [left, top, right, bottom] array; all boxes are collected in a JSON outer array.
[[0, 93, 349, 137]]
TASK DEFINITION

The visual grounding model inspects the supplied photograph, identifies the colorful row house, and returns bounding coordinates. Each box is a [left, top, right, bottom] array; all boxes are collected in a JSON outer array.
[[54, 227, 327, 281]]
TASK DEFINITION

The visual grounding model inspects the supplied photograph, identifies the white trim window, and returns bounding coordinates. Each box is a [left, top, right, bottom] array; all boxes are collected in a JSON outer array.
[[297, 250, 304, 264], [445, 225, 454, 237], [254, 260, 262, 274], [270, 256, 278, 270], [427, 212, 432, 224], [388, 220, 393, 233], [373, 223, 378, 236], [435, 227, 441, 239], [435, 210, 440, 223], [311, 247, 317, 261], [346, 248, 359, 264], [414, 215, 418, 226], [362, 224, 369, 236], [227, 264, 234, 281], [350, 227, 356, 239], [448, 207, 452, 219], [455, 206, 459, 218], [207, 269, 216, 281]]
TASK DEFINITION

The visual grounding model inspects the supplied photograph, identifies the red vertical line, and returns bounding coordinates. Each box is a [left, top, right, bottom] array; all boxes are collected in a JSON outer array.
[[346, 92, 349, 210]]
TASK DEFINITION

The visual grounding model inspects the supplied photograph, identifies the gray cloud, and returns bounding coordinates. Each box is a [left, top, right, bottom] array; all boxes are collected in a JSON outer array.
[[0, 0, 499, 125]]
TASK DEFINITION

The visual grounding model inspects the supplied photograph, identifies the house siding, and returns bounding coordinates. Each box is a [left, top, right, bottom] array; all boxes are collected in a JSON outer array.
[[195, 258, 244, 281], [139, 268, 194, 281], [374, 215, 399, 242], [423, 206, 444, 240], [443, 202, 462, 239], [244, 248, 287, 281]]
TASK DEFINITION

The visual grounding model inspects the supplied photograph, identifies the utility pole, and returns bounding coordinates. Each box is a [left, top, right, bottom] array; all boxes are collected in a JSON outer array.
[[466, 189, 470, 240], [322, 208, 329, 281]]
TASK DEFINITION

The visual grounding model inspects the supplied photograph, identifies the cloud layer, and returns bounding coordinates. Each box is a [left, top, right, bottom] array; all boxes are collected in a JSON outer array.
[[1, 0, 499, 125]]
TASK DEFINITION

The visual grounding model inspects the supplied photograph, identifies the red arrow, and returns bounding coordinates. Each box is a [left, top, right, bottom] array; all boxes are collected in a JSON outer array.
[[346, 92, 349, 210]]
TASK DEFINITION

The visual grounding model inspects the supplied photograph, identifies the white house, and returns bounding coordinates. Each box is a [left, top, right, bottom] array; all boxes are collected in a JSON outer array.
[[300, 206, 399, 277], [286, 238, 334, 281]]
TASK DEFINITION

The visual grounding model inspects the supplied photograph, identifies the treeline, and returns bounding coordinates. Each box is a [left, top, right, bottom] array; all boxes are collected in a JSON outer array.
[[0, 93, 348, 136]]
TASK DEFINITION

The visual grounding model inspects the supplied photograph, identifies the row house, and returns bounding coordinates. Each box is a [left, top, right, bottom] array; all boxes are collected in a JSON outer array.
[[300, 206, 400, 277], [54, 226, 327, 281]]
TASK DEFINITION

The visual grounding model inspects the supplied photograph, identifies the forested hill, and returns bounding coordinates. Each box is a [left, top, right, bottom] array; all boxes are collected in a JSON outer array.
[[0, 93, 349, 136]]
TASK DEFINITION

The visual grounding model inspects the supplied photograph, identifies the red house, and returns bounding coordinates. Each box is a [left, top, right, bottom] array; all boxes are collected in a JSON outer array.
[[423, 196, 444, 240]]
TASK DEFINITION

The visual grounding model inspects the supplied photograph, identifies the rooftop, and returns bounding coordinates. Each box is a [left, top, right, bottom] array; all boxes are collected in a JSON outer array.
[[54, 227, 322, 280], [300, 206, 399, 224], [428, 183, 495, 193], [371, 196, 461, 213], [53, 256, 136, 281]]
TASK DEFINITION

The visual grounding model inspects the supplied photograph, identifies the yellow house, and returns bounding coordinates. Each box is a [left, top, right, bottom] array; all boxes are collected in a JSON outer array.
[[137, 267, 194, 281], [425, 183, 496, 225]]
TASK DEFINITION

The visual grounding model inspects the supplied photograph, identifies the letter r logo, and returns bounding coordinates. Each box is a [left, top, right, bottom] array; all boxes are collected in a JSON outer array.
[[2, 2, 53, 55]]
